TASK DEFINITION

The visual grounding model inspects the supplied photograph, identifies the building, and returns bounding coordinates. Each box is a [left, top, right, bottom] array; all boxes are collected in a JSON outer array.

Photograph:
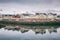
[[0, 12, 59, 22]]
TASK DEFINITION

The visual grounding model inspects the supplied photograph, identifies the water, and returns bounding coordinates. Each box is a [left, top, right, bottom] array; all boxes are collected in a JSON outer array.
[[0, 25, 60, 40]]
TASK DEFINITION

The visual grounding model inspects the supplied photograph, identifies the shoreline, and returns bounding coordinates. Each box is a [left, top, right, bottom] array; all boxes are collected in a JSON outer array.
[[0, 21, 60, 26]]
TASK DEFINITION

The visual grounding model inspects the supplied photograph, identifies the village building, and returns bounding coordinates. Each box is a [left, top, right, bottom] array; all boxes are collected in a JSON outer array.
[[0, 12, 59, 22]]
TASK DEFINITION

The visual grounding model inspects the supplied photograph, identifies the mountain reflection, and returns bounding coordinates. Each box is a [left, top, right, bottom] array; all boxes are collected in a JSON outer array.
[[0, 25, 59, 34]]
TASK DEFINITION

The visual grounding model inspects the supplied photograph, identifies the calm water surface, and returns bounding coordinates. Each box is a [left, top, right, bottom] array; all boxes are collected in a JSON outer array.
[[0, 25, 60, 40]]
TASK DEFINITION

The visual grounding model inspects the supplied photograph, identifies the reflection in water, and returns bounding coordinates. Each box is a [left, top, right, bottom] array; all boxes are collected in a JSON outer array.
[[2, 25, 58, 34], [0, 25, 60, 40]]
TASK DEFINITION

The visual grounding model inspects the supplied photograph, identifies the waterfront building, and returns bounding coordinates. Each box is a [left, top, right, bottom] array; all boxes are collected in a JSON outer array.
[[0, 12, 59, 22], [47, 13, 57, 21]]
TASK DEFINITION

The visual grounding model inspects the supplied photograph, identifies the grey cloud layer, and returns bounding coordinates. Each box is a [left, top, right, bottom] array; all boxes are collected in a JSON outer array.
[[0, 0, 60, 14], [0, 0, 60, 4]]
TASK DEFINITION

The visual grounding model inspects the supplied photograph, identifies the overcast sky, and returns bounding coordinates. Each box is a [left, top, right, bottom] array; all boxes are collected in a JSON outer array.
[[0, 0, 60, 14]]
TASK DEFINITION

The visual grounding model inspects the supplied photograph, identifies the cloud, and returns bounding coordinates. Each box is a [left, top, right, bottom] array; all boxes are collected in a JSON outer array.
[[0, 0, 60, 14], [0, 0, 60, 6], [0, 0, 60, 4]]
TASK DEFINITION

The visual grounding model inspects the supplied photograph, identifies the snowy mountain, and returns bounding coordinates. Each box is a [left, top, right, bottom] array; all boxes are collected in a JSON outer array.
[[0, 8, 60, 15]]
